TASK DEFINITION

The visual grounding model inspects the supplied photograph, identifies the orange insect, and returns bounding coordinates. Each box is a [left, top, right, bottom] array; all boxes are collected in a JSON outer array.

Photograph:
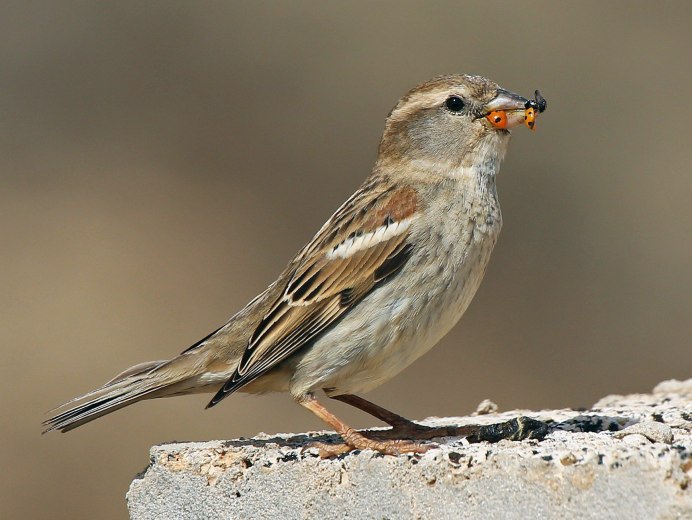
[[486, 110, 508, 129], [524, 107, 536, 130], [524, 90, 546, 131]]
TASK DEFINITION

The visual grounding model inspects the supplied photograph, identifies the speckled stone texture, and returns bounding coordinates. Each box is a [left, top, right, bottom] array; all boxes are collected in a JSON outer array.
[[127, 380, 691, 520]]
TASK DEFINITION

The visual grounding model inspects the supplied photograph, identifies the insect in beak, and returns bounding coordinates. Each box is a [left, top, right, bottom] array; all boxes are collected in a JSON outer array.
[[485, 90, 547, 131], [522, 90, 547, 130]]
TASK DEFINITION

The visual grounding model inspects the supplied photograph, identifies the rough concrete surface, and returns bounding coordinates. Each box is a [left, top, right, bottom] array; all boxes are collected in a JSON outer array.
[[128, 380, 691, 519]]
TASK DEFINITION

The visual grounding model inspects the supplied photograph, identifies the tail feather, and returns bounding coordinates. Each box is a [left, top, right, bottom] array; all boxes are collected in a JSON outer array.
[[105, 359, 169, 385], [42, 360, 173, 433]]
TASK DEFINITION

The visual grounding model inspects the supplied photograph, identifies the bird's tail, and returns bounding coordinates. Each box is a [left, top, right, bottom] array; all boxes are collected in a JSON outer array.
[[42, 356, 216, 433]]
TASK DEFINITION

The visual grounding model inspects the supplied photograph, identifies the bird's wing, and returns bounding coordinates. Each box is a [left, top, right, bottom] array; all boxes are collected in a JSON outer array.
[[208, 180, 419, 405]]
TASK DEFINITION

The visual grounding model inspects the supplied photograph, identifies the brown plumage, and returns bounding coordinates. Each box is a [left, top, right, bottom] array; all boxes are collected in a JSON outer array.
[[43, 74, 545, 456]]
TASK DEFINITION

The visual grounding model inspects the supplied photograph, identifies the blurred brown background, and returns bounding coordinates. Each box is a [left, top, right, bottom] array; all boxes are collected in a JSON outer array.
[[2, 1, 691, 518]]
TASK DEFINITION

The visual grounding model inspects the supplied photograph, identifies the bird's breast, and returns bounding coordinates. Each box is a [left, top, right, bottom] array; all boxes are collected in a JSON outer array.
[[399, 174, 503, 349], [289, 172, 502, 396]]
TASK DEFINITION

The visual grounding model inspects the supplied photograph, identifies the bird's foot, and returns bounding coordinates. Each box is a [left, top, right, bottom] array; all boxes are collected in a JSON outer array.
[[306, 417, 548, 458], [327, 394, 547, 442], [310, 428, 435, 458], [299, 395, 436, 458]]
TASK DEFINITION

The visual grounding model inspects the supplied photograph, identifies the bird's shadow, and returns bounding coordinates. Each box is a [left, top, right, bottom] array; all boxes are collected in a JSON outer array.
[[549, 413, 632, 434], [162, 413, 635, 456]]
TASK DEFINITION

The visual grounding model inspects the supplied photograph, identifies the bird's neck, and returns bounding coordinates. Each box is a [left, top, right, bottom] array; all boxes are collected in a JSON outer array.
[[468, 130, 511, 175], [375, 134, 510, 192]]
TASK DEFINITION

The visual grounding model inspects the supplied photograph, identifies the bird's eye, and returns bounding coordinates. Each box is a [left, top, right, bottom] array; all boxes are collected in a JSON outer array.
[[445, 96, 465, 112]]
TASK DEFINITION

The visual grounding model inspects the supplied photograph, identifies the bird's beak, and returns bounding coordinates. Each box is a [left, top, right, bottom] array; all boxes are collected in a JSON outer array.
[[486, 88, 529, 113], [484, 88, 546, 130]]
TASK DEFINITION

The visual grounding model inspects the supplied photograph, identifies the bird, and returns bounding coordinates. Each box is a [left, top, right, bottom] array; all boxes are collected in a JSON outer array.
[[43, 74, 546, 456]]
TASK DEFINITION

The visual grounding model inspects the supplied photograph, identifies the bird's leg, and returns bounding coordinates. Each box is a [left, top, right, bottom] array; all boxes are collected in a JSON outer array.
[[298, 394, 433, 458], [329, 393, 551, 443], [329, 393, 470, 439], [329, 393, 429, 433]]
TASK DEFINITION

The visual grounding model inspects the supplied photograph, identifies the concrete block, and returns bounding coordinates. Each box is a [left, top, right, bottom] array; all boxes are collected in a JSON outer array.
[[128, 380, 692, 519]]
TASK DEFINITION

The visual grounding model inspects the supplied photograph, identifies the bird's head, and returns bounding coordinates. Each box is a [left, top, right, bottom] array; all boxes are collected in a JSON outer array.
[[377, 74, 545, 173]]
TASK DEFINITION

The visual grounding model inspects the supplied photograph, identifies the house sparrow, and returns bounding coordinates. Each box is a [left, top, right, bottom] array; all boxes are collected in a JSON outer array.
[[43, 74, 546, 456]]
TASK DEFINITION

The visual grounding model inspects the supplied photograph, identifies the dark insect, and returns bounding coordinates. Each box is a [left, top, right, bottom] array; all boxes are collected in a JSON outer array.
[[525, 90, 547, 113], [534, 90, 547, 113]]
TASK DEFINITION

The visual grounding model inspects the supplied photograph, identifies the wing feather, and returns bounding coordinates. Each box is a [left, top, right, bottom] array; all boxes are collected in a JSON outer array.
[[207, 182, 419, 405]]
